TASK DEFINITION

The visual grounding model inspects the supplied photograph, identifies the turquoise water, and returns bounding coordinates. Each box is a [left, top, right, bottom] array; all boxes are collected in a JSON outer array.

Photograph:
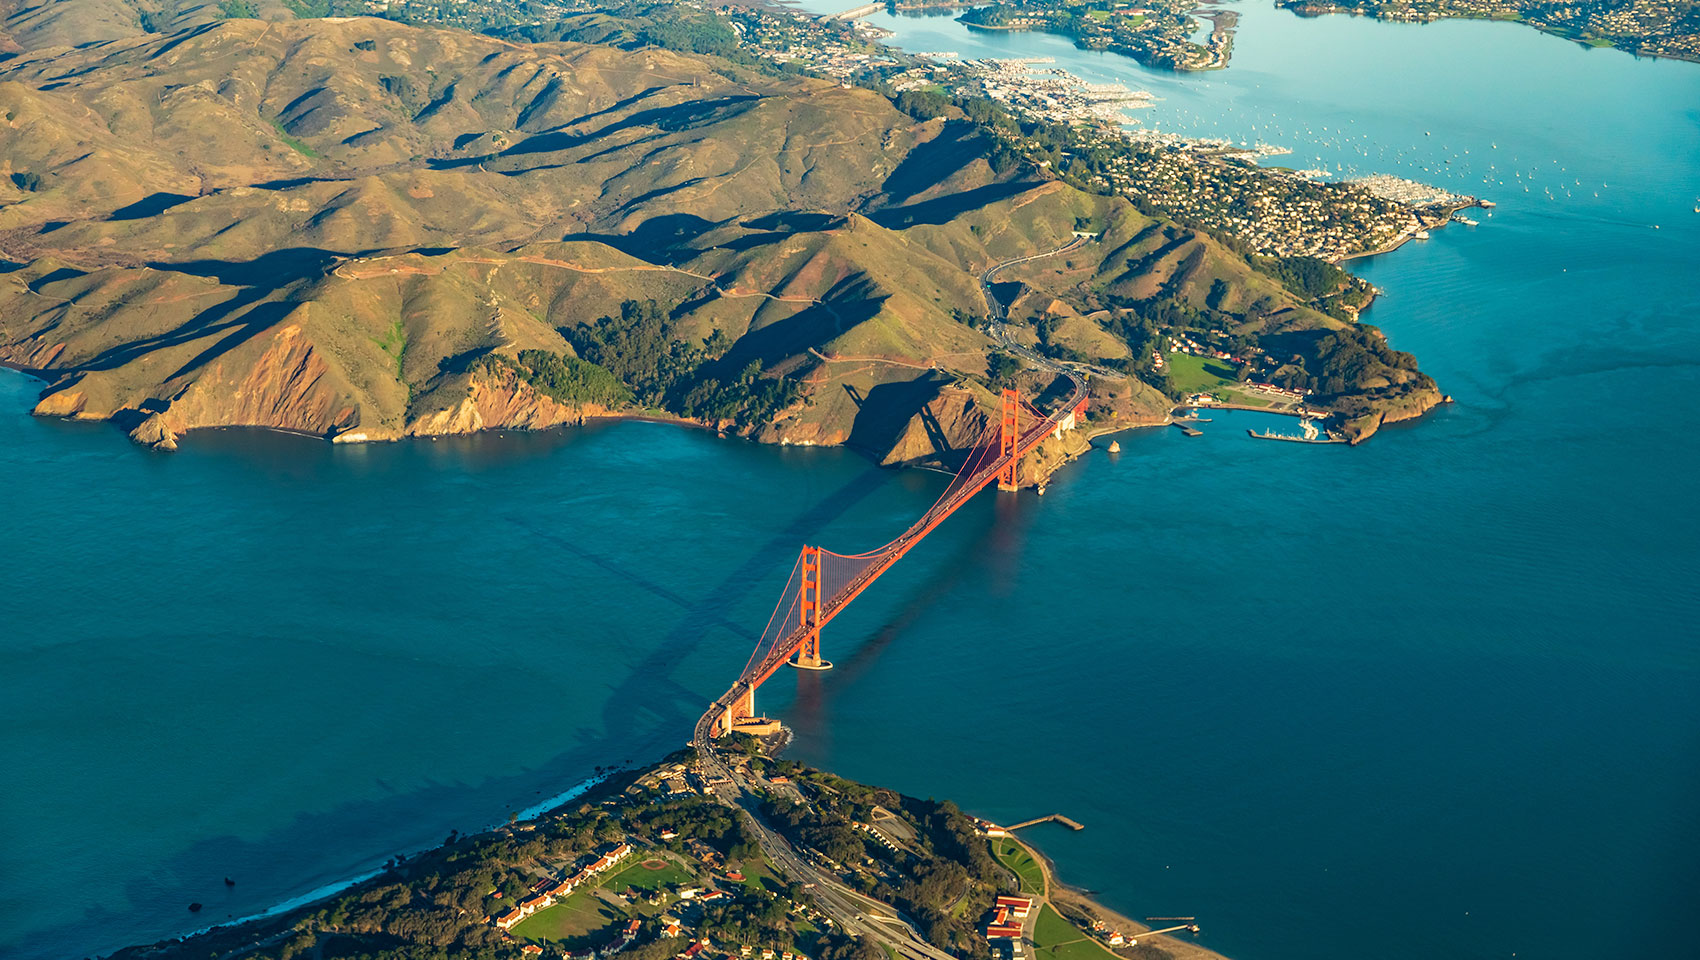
[[4, 5, 1699, 959]]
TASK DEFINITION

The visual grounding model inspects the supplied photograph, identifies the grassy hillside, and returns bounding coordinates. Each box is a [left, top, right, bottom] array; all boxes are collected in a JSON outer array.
[[0, 16, 1436, 457]]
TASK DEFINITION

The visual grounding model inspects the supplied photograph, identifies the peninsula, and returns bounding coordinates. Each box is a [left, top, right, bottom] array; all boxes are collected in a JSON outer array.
[[1275, 0, 1700, 63], [0, 8, 1442, 454], [958, 0, 1233, 71], [106, 739, 1223, 960]]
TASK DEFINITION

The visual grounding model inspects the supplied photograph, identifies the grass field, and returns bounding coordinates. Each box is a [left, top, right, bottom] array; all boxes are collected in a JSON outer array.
[[1164, 353, 1238, 395], [513, 857, 695, 942], [1031, 904, 1119, 960], [605, 859, 693, 894], [990, 839, 1046, 895], [1165, 353, 1276, 407], [733, 856, 785, 895], [511, 889, 627, 943]]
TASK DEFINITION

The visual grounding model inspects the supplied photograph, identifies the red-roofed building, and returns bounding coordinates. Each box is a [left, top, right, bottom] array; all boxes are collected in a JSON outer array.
[[495, 908, 523, 929]]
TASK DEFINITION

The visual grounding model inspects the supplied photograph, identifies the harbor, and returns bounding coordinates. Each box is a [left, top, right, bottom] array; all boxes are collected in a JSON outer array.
[[1247, 418, 1345, 444]]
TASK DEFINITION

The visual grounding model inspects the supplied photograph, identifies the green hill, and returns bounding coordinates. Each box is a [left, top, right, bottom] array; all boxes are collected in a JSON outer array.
[[0, 16, 1436, 456]]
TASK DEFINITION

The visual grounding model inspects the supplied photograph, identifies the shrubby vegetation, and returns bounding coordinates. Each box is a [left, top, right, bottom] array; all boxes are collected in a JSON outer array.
[[1255, 255, 1345, 299], [475, 351, 630, 407], [565, 300, 802, 429], [1268, 324, 1425, 398]]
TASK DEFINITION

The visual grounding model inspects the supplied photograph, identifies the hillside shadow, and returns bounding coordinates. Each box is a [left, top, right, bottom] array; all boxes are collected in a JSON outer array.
[[866, 181, 1036, 230], [561, 213, 720, 263], [844, 372, 949, 459], [741, 212, 842, 233], [107, 193, 196, 221], [431, 96, 761, 168], [873, 120, 987, 206], [150, 248, 344, 287], [717, 297, 882, 372], [70, 289, 289, 376]]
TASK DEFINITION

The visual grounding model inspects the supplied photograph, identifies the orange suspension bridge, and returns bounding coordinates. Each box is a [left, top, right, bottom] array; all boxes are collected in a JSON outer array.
[[703, 376, 1087, 737]]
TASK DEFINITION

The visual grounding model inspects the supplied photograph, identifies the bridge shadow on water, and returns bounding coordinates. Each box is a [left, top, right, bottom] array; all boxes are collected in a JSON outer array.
[[785, 492, 1038, 745], [502, 455, 916, 746], [11, 456, 953, 960]]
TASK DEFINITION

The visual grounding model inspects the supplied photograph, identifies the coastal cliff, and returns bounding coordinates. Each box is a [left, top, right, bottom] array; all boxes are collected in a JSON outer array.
[[0, 16, 1440, 460]]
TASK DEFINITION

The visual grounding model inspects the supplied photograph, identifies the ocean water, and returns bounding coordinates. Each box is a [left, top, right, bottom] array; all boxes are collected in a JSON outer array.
[[3, 5, 1699, 960]]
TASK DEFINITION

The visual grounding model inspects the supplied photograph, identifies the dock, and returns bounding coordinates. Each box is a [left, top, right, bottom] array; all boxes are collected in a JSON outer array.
[[1007, 814, 1085, 831], [1246, 428, 1343, 444], [1172, 423, 1202, 437]]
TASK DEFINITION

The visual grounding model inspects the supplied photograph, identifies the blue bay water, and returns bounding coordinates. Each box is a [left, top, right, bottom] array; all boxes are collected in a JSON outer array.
[[4, 5, 1700, 960]]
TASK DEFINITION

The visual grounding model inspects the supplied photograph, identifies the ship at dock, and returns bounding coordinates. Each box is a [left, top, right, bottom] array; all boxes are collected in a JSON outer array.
[[1248, 418, 1344, 444]]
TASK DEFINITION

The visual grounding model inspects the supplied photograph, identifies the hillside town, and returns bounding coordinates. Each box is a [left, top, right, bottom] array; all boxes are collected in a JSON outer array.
[[1277, 0, 1700, 62], [959, 0, 1232, 70]]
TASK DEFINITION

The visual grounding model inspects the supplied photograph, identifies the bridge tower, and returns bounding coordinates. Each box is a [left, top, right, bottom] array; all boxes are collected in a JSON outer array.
[[791, 546, 832, 670], [718, 684, 755, 737], [998, 388, 1021, 491]]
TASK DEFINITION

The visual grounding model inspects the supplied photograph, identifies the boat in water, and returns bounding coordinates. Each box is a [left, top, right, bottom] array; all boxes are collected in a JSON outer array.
[[1247, 418, 1344, 444], [1454, 215, 1479, 226]]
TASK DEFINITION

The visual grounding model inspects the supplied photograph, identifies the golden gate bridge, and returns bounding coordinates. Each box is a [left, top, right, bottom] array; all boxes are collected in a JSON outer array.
[[703, 376, 1087, 737]]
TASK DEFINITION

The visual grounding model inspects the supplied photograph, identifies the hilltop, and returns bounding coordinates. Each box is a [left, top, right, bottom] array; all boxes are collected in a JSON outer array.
[[0, 15, 1438, 459]]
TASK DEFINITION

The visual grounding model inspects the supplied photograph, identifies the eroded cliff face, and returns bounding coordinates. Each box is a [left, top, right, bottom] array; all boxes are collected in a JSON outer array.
[[24, 323, 366, 451], [403, 370, 620, 438], [1338, 385, 1446, 444]]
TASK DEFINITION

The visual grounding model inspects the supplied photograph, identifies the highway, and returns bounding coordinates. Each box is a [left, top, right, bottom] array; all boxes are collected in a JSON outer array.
[[979, 239, 1129, 384], [679, 236, 1125, 959], [691, 719, 958, 960]]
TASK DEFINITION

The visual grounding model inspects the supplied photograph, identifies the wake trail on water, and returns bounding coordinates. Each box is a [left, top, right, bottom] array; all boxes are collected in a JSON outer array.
[[173, 774, 607, 945], [1513, 205, 1675, 232]]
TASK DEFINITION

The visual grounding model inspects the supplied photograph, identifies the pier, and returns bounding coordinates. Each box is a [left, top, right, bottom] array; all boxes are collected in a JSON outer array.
[[1007, 814, 1085, 831], [830, 3, 882, 20]]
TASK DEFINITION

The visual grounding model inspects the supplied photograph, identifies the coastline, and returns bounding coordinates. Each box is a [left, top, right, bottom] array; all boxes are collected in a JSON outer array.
[[1278, 3, 1700, 66], [1336, 199, 1481, 263], [105, 773, 622, 960], [105, 753, 1230, 960], [1004, 831, 1228, 960]]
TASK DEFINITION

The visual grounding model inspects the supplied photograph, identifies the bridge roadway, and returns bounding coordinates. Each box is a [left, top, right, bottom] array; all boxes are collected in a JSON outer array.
[[705, 370, 1085, 734]]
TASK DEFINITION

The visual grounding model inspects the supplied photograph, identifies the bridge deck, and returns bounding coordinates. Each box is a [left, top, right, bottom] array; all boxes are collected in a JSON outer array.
[[709, 377, 1085, 733]]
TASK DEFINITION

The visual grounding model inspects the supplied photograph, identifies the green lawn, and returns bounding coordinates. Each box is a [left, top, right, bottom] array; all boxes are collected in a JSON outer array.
[[732, 856, 784, 894], [605, 859, 693, 894], [1165, 353, 1277, 407], [1031, 905, 1119, 960], [990, 839, 1046, 895], [511, 889, 627, 943], [1164, 352, 1238, 395]]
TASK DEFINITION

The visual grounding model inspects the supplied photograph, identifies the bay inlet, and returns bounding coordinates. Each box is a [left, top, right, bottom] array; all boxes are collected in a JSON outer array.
[[2, 6, 1698, 960]]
